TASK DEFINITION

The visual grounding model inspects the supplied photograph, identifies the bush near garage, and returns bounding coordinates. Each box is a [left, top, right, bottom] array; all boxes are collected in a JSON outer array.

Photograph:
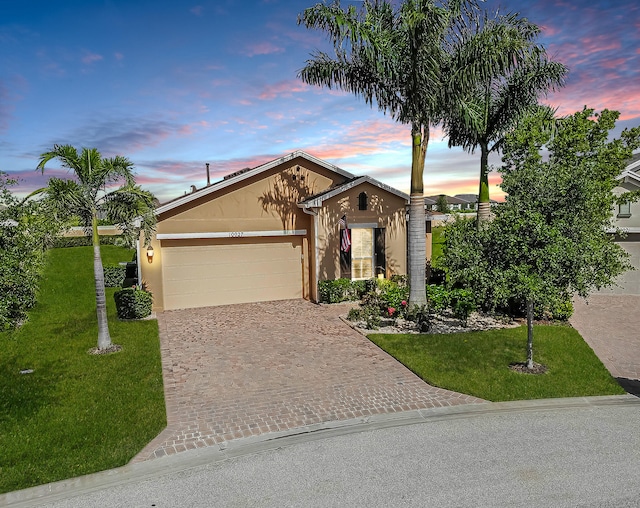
[[114, 286, 153, 319]]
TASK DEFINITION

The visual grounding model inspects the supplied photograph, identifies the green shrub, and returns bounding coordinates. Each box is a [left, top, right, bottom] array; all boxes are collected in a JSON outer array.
[[103, 265, 126, 287], [113, 287, 152, 319], [535, 296, 574, 321], [426, 284, 450, 312], [449, 288, 476, 325], [377, 279, 409, 312], [51, 235, 126, 248], [550, 298, 574, 321], [318, 278, 362, 303]]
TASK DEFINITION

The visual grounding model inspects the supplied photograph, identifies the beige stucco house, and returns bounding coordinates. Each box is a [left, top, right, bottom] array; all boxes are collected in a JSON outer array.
[[139, 151, 411, 311]]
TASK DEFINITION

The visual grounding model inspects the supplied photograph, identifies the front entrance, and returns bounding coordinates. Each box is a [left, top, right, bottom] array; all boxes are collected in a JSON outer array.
[[340, 227, 386, 280]]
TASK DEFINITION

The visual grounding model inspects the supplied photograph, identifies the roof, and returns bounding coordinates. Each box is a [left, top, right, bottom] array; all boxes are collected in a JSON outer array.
[[156, 150, 356, 215], [617, 152, 640, 189], [298, 175, 409, 208], [454, 194, 478, 203], [425, 194, 470, 205]]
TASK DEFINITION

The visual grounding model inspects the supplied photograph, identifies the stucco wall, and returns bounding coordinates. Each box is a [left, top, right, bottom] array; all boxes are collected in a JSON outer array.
[[613, 185, 640, 230], [316, 181, 407, 281], [141, 157, 349, 310]]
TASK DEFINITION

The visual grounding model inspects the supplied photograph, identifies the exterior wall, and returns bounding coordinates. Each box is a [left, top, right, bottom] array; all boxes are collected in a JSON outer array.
[[141, 157, 348, 310], [613, 185, 640, 230], [63, 226, 123, 237], [315, 181, 407, 281]]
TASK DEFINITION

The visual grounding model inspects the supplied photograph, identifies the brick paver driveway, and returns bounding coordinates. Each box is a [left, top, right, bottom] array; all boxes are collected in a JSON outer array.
[[570, 295, 640, 382], [133, 300, 483, 461]]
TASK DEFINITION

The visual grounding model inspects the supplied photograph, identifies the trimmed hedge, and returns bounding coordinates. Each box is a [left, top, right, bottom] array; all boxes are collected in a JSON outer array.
[[52, 236, 127, 248], [113, 288, 152, 319], [103, 265, 126, 287]]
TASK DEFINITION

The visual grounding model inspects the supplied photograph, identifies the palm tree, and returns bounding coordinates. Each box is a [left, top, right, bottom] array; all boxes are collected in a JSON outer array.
[[37, 145, 156, 351], [443, 11, 567, 225], [298, 0, 473, 306]]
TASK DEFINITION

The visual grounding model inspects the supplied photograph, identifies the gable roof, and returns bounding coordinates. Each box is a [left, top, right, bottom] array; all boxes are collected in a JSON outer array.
[[425, 194, 470, 205], [617, 152, 640, 189], [156, 150, 356, 215], [298, 175, 409, 209]]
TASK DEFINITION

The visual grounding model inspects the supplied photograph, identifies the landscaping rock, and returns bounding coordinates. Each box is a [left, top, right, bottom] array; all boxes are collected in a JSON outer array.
[[349, 310, 519, 335]]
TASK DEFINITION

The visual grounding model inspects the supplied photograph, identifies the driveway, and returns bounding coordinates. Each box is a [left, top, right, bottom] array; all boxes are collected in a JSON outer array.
[[570, 294, 640, 384], [132, 300, 483, 462]]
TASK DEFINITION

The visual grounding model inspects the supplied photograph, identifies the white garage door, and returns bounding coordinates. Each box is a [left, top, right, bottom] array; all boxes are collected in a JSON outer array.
[[161, 237, 303, 310]]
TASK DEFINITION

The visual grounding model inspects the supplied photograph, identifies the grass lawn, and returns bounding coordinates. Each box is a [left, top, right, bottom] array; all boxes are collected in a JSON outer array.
[[0, 246, 166, 494], [431, 226, 444, 266], [368, 325, 625, 402]]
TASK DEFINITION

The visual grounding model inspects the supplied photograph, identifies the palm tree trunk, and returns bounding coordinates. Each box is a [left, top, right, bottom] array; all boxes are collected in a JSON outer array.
[[92, 213, 112, 350], [408, 123, 427, 307], [526, 299, 534, 368], [477, 142, 491, 227]]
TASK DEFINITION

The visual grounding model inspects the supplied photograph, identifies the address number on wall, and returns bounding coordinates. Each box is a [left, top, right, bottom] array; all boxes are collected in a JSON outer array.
[[229, 232, 244, 238]]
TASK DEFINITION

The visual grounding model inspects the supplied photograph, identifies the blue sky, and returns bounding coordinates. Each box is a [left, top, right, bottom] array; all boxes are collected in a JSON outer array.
[[1, 0, 639, 202]]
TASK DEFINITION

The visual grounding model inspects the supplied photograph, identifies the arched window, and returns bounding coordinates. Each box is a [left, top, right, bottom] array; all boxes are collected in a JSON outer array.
[[358, 191, 368, 211]]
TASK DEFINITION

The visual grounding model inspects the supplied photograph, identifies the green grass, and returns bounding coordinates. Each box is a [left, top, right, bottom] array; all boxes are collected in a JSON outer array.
[[431, 226, 445, 265], [368, 325, 625, 402], [0, 246, 166, 494]]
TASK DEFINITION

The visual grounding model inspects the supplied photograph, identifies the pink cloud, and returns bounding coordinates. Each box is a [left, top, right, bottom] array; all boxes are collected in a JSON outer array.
[[241, 41, 285, 57], [540, 24, 560, 36], [81, 51, 103, 65], [599, 58, 627, 70], [190, 5, 203, 16], [258, 80, 309, 100], [577, 35, 621, 55], [114, 52, 124, 61]]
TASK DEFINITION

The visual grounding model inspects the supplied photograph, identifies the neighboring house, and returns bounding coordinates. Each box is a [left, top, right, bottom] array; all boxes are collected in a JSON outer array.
[[425, 194, 470, 211], [605, 152, 640, 294], [453, 194, 478, 210], [140, 151, 410, 311]]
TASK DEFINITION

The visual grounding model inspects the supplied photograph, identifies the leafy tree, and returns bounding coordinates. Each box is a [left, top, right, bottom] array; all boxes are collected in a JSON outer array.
[[298, 0, 474, 306], [36, 145, 156, 351], [444, 11, 567, 226], [442, 108, 640, 369], [0, 173, 59, 329], [435, 194, 450, 213]]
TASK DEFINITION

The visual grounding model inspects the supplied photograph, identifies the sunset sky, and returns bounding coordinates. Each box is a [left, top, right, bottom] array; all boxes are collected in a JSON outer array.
[[1, 0, 639, 202]]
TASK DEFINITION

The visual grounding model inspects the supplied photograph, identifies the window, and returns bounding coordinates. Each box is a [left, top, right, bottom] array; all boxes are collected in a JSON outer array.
[[358, 192, 368, 211], [618, 201, 631, 218], [351, 228, 373, 279]]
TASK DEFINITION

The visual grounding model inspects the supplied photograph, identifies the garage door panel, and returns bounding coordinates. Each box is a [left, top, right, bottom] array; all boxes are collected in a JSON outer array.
[[161, 238, 303, 310]]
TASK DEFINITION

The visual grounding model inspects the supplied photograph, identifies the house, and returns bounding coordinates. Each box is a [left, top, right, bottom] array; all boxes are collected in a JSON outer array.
[[425, 194, 470, 211], [139, 151, 410, 311], [607, 152, 640, 294]]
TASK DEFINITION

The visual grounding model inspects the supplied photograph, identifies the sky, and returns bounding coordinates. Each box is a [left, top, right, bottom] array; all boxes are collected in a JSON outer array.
[[1, 0, 639, 203]]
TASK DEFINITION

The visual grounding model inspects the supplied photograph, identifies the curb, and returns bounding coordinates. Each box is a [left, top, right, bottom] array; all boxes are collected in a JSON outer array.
[[2, 394, 638, 507]]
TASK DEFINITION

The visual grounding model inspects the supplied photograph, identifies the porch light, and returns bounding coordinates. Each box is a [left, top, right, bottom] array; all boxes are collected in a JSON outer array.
[[146, 245, 154, 263]]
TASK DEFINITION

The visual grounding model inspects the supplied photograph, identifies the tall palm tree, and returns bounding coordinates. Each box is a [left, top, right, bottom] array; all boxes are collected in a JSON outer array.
[[37, 145, 156, 351], [298, 0, 473, 306], [443, 11, 567, 225]]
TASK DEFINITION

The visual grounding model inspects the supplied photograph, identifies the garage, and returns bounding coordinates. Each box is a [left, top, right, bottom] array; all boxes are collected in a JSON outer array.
[[161, 237, 303, 310]]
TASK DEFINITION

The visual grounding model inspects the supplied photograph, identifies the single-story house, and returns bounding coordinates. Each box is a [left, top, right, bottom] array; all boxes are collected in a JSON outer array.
[[425, 194, 470, 211], [140, 151, 415, 311]]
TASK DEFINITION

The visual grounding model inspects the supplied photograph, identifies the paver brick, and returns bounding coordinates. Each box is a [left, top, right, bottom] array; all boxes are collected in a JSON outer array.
[[132, 300, 484, 462]]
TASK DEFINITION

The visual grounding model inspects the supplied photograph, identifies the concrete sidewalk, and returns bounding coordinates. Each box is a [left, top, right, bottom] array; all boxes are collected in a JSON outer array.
[[4, 395, 639, 508]]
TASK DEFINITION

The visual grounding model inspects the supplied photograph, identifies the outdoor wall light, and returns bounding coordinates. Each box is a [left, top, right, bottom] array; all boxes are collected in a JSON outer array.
[[146, 245, 154, 263]]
